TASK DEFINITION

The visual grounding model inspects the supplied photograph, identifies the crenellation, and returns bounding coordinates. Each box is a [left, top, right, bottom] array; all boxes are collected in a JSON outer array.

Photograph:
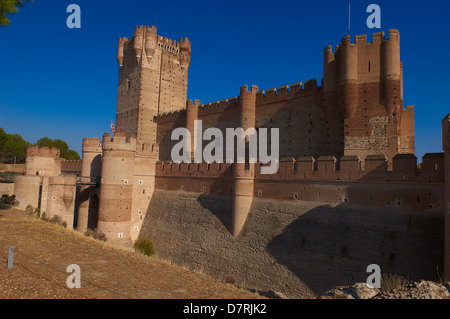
[[355, 34, 367, 46], [153, 154, 444, 186], [316, 156, 337, 172], [372, 31, 384, 44], [303, 79, 320, 91], [27, 146, 60, 158], [277, 85, 289, 97], [290, 82, 303, 94], [264, 87, 277, 99], [154, 109, 186, 123], [61, 160, 82, 171]]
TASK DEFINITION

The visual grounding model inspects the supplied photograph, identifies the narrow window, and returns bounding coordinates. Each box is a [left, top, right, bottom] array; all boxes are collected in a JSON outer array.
[[368, 61, 371, 72]]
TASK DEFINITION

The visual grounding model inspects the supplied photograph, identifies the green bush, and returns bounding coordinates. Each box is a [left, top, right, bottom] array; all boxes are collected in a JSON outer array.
[[84, 228, 107, 242], [133, 237, 155, 257], [48, 215, 67, 228], [49, 214, 62, 224], [25, 204, 34, 214], [0, 194, 17, 205]]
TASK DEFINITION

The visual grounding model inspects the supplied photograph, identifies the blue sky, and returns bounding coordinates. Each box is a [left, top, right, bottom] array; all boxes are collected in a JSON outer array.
[[0, 0, 449, 160]]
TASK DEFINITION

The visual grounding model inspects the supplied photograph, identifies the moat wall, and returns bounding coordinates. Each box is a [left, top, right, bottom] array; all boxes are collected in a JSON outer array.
[[139, 189, 443, 298]]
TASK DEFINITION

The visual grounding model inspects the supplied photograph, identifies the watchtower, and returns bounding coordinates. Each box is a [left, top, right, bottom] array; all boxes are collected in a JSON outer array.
[[116, 25, 191, 146]]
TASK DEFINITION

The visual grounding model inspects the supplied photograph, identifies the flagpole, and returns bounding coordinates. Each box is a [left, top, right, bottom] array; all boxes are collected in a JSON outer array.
[[348, 2, 351, 36]]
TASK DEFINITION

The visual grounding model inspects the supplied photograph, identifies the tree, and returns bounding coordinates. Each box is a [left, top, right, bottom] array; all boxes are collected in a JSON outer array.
[[0, 128, 81, 163], [37, 137, 80, 160], [0, 0, 33, 27], [0, 128, 30, 163]]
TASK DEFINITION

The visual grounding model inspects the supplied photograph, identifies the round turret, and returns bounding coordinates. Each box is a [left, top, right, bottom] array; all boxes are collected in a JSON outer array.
[[145, 26, 157, 58], [186, 99, 200, 159], [179, 37, 191, 69], [338, 35, 358, 118], [81, 137, 102, 179], [133, 26, 144, 58], [382, 29, 401, 116], [117, 38, 124, 67], [97, 132, 136, 246], [239, 85, 258, 129], [323, 45, 337, 92], [25, 146, 61, 177]]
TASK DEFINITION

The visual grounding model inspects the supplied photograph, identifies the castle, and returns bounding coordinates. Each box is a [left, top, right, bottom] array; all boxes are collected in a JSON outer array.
[[8, 26, 450, 296]]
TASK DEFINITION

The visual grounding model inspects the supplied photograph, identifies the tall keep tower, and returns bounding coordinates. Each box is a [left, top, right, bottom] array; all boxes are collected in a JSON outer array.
[[116, 25, 191, 145]]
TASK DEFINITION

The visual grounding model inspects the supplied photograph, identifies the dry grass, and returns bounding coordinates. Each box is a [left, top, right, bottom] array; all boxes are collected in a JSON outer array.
[[0, 207, 263, 299], [380, 273, 411, 292]]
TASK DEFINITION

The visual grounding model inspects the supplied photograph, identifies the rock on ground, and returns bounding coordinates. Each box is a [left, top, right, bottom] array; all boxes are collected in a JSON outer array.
[[320, 280, 450, 299]]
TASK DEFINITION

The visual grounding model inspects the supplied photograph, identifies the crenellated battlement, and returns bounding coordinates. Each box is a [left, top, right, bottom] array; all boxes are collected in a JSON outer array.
[[102, 132, 137, 152], [154, 95, 242, 123], [157, 35, 181, 55], [135, 141, 155, 157], [117, 25, 191, 70], [257, 153, 443, 183], [26, 146, 60, 158], [82, 137, 102, 153], [154, 153, 444, 184], [154, 109, 186, 123], [154, 78, 325, 125], [156, 161, 233, 179], [255, 80, 321, 104], [198, 97, 240, 115], [61, 160, 82, 172], [332, 29, 400, 53]]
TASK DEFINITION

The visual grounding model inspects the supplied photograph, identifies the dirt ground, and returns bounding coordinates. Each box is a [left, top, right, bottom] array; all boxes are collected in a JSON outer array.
[[0, 206, 263, 299]]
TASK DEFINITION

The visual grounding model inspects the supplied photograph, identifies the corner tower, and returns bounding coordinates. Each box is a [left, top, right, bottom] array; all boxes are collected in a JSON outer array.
[[116, 26, 191, 145], [324, 30, 415, 166]]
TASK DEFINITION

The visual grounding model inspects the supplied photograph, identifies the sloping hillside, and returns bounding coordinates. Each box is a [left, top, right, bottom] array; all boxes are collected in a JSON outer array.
[[0, 207, 262, 299]]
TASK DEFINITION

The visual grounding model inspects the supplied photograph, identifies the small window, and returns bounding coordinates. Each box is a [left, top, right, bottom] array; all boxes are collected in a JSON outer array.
[[368, 61, 371, 72], [118, 232, 123, 238], [124, 179, 128, 185]]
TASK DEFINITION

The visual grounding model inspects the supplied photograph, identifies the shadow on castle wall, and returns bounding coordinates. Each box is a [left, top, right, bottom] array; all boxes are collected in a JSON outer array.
[[74, 185, 100, 231], [143, 148, 445, 297], [261, 157, 444, 293], [264, 201, 443, 294], [197, 194, 233, 234], [139, 182, 443, 298]]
